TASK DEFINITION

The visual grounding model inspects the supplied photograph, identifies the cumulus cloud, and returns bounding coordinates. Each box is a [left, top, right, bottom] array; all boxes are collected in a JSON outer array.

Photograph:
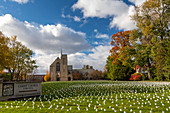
[[72, 0, 146, 30], [11, 0, 30, 4], [129, 0, 146, 6], [0, 14, 90, 54], [68, 45, 110, 70], [72, 0, 129, 18], [110, 5, 137, 30]]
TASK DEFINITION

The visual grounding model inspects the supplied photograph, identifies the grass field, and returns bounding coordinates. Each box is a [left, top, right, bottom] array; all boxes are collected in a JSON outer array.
[[0, 81, 170, 113]]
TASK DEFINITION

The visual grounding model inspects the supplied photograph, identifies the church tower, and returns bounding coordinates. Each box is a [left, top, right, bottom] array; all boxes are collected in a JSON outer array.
[[50, 50, 73, 81], [60, 51, 68, 81]]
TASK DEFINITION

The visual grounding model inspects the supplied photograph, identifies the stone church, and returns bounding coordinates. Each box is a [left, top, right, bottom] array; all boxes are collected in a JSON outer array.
[[50, 52, 73, 81]]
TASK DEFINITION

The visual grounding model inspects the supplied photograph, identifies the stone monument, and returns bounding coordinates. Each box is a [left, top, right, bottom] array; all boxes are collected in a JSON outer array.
[[0, 80, 41, 101]]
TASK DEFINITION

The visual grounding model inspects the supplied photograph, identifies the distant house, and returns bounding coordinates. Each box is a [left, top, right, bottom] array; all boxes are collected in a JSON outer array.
[[134, 64, 147, 74], [27, 75, 45, 82], [73, 65, 95, 80]]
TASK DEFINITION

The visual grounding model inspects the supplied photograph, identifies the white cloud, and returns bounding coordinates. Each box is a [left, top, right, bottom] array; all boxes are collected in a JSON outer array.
[[0, 14, 90, 54], [94, 29, 97, 33], [94, 29, 109, 39], [68, 45, 110, 71], [72, 0, 129, 18], [72, 0, 146, 30], [73, 16, 81, 22], [96, 33, 109, 39], [61, 14, 65, 18], [61, 13, 81, 22], [11, 0, 30, 4], [93, 41, 99, 45], [110, 5, 137, 30], [129, 0, 146, 6], [0, 14, 92, 73]]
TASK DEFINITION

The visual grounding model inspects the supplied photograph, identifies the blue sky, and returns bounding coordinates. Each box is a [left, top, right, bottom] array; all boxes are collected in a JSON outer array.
[[0, 0, 145, 74]]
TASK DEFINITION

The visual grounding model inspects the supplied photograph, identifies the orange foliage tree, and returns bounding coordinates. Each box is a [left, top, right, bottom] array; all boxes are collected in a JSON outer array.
[[44, 71, 50, 82], [0, 69, 5, 76], [106, 31, 135, 80], [110, 31, 132, 64]]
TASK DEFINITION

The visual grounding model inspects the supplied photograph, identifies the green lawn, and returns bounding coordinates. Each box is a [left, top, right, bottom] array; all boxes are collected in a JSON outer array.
[[0, 81, 170, 113]]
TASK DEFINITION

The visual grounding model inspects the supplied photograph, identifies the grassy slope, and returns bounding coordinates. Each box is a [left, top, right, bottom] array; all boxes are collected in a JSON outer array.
[[0, 81, 169, 113]]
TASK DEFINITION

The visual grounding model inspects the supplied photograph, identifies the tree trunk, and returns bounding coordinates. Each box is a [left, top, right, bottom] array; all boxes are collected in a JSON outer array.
[[16, 72, 19, 81], [8, 69, 13, 81], [147, 63, 152, 80], [147, 67, 151, 79]]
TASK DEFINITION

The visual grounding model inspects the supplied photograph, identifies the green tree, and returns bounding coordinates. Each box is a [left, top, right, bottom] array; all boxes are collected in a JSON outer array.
[[0, 31, 11, 71], [0, 32, 37, 80], [106, 56, 134, 80], [131, 0, 170, 80]]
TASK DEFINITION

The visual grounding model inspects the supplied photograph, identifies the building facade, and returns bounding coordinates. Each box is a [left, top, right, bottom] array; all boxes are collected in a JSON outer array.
[[50, 53, 73, 81], [73, 65, 95, 80]]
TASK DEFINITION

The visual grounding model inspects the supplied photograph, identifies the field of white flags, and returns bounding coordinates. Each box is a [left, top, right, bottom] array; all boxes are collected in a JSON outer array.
[[0, 81, 170, 113]]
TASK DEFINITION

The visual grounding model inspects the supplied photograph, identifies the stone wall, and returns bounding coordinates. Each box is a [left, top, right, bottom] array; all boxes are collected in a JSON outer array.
[[0, 81, 41, 101], [0, 82, 2, 97]]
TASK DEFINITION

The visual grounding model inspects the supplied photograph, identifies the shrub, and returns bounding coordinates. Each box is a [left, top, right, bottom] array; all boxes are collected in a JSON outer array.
[[129, 73, 144, 81], [0, 73, 12, 81]]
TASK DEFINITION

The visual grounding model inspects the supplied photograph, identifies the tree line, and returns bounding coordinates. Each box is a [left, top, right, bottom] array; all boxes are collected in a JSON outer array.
[[106, 0, 169, 81]]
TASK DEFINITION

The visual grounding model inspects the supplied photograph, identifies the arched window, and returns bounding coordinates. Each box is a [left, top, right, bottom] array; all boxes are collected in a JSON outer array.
[[56, 62, 60, 72]]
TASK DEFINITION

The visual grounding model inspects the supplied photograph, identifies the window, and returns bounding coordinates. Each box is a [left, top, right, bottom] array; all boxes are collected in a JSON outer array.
[[68, 71, 71, 74], [56, 62, 60, 72]]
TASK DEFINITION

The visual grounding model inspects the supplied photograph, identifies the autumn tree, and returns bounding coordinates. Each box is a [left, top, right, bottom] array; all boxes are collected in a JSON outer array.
[[0, 31, 10, 72], [131, 0, 170, 80], [44, 71, 50, 82], [0, 70, 5, 76], [0, 32, 37, 80], [110, 31, 132, 64], [107, 31, 134, 80]]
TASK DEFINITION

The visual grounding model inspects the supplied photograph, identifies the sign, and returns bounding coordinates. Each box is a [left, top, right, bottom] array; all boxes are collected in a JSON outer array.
[[2, 83, 14, 96], [0, 82, 41, 101], [14, 83, 41, 95]]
